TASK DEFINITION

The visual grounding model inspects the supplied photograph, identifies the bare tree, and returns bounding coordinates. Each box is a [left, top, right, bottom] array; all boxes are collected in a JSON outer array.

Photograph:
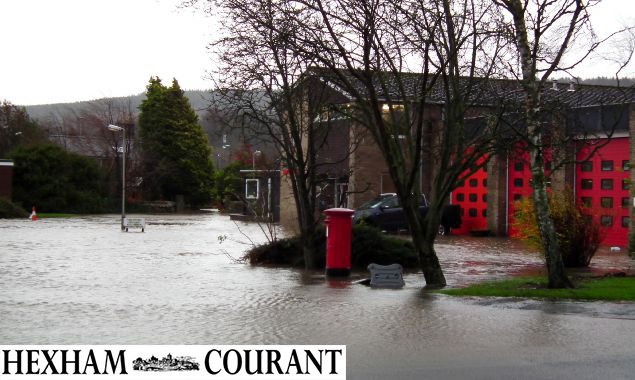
[[494, 0, 635, 288], [189, 0, 365, 269], [204, 0, 511, 286]]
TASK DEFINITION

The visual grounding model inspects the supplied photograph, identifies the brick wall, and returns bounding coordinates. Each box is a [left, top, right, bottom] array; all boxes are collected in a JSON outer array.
[[486, 155, 508, 235]]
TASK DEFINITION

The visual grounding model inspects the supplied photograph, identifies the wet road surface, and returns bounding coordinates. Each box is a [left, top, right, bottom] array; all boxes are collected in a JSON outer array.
[[1, 213, 634, 379]]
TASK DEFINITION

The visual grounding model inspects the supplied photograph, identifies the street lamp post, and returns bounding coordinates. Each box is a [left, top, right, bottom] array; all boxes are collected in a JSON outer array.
[[253, 150, 262, 170], [107, 124, 126, 231]]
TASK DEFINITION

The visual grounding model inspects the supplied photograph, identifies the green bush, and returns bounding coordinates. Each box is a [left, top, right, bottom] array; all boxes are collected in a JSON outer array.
[[0, 197, 29, 218], [245, 225, 419, 270], [512, 187, 602, 267], [9, 145, 109, 214]]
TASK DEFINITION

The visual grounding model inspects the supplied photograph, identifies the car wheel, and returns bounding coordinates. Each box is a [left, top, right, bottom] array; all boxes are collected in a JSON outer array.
[[438, 224, 447, 235]]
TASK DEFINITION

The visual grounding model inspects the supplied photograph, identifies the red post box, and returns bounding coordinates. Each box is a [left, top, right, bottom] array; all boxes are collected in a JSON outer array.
[[323, 208, 355, 277]]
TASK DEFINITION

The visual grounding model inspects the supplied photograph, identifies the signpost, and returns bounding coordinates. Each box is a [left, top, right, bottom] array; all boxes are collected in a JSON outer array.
[[123, 218, 146, 232]]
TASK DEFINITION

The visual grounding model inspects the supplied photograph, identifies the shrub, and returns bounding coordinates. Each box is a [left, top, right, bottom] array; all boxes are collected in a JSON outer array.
[[244, 225, 419, 270], [9, 145, 109, 214], [512, 188, 603, 267], [0, 197, 29, 218]]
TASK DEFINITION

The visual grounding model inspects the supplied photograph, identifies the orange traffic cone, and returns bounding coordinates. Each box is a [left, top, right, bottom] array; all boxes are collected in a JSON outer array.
[[30, 207, 36, 221]]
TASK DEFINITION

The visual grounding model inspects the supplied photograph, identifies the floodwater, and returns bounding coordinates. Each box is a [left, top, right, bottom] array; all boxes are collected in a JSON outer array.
[[1, 213, 634, 379]]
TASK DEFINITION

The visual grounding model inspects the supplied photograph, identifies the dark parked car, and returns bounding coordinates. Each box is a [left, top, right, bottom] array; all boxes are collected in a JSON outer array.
[[352, 193, 461, 235]]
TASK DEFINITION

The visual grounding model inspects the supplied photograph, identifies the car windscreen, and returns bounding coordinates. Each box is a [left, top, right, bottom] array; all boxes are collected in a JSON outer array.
[[357, 196, 386, 210]]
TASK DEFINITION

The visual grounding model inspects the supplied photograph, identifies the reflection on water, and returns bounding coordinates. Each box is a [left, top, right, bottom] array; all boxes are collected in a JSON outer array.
[[1, 214, 634, 378]]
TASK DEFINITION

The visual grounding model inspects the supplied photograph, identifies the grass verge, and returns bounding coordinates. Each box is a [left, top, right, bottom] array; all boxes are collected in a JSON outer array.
[[38, 213, 78, 218], [436, 275, 635, 301]]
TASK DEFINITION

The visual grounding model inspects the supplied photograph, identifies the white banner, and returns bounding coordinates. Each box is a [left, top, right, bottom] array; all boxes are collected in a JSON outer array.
[[0, 346, 346, 379]]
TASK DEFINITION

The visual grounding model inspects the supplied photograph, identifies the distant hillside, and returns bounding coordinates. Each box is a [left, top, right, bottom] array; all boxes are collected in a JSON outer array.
[[23, 90, 215, 121], [555, 76, 635, 87]]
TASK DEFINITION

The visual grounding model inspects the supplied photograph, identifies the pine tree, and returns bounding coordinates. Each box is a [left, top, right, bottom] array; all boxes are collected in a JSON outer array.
[[138, 77, 215, 206]]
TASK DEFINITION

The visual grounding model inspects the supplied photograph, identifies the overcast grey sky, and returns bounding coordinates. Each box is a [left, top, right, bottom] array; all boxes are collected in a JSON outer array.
[[1, 0, 634, 106]]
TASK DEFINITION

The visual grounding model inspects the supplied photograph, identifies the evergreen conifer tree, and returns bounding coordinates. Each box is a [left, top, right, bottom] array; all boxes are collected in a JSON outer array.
[[138, 77, 214, 206]]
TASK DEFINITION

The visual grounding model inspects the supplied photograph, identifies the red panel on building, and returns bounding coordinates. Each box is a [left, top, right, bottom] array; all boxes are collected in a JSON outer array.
[[576, 138, 629, 247], [451, 163, 488, 234], [507, 151, 533, 237]]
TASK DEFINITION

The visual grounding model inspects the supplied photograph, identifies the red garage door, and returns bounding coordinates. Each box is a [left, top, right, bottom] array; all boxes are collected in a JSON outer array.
[[576, 138, 629, 247], [451, 164, 488, 235]]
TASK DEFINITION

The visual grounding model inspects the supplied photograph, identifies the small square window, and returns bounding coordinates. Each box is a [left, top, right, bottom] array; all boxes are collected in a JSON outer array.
[[601, 160, 614, 171], [622, 197, 630, 208], [458, 180, 465, 187], [601, 215, 613, 227], [514, 162, 523, 172], [601, 179, 613, 190], [581, 161, 593, 172], [245, 179, 260, 199], [623, 160, 630, 171], [623, 179, 631, 190], [622, 216, 630, 228], [469, 194, 477, 202], [460, 208, 465, 216], [469, 179, 478, 187], [580, 179, 593, 190], [456, 193, 464, 202], [469, 208, 477, 217], [513, 194, 522, 201], [600, 197, 613, 208], [482, 179, 487, 187], [514, 178, 523, 187], [581, 197, 592, 207], [482, 209, 487, 217], [482, 194, 487, 202]]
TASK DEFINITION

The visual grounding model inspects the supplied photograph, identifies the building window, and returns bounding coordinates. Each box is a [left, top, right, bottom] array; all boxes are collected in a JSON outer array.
[[245, 179, 260, 199], [581, 197, 592, 207], [601, 179, 613, 190], [482, 179, 487, 187], [513, 194, 522, 201], [622, 216, 630, 228], [622, 197, 630, 209], [514, 162, 523, 171], [482, 209, 487, 217], [460, 208, 465, 216], [458, 180, 465, 187], [623, 160, 630, 171], [600, 197, 613, 209], [580, 179, 593, 190], [482, 194, 487, 202], [456, 193, 465, 202], [623, 179, 631, 190], [581, 161, 592, 172], [469, 194, 477, 202], [514, 178, 523, 187], [601, 160, 614, 171], [469, 208, 477, 217], [469, 179, 478, 187], [601, 215, 613, 227]]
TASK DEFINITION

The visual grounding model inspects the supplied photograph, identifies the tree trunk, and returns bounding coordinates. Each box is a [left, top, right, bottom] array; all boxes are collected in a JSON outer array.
[[401, 198, 447, 287], [528, 129, 573, 289]]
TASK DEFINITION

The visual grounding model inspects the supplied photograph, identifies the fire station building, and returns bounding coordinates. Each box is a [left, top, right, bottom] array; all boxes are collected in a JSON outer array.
[[279, 71, 635, 248]]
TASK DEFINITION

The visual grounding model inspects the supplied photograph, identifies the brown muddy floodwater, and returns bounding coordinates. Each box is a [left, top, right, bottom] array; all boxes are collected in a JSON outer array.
[[1, 213, 634, 379]]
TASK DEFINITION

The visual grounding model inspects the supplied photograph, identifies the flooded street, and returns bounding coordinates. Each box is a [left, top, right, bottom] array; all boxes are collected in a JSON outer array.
[[1, 213, 634, 379]]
